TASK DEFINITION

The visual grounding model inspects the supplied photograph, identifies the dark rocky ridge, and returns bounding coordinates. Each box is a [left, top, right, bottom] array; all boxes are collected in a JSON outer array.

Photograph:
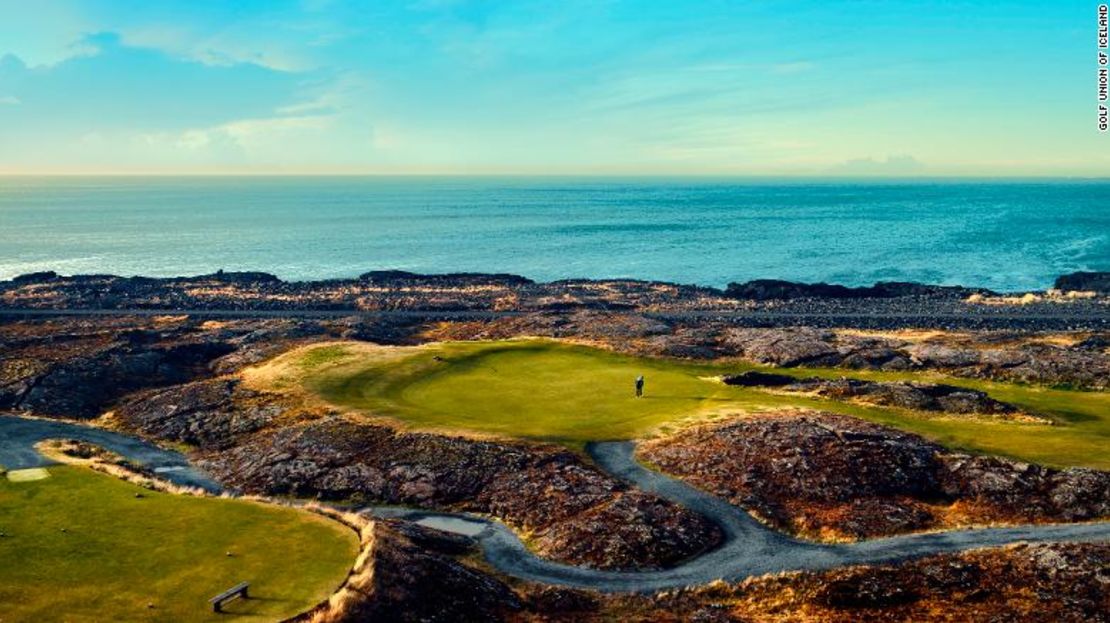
[[722, 371, 1024, 418], [0, 316, 328, 418], [717, 327, 1109, 389], [320, 519, 521, 623], [10, 269, 1106, 300], [640, 411, 1110, 540], [723, 279, 988, 300], [200, 416, 721, 571], [1054, 271, 1110, 294], [359, 269, 536, 287], [3, 270, 1107, 333], [574, 542, 1110, 623]]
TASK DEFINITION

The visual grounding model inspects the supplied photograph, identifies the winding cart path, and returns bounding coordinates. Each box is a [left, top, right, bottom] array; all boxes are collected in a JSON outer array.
[[3, 414, 1107, 592]]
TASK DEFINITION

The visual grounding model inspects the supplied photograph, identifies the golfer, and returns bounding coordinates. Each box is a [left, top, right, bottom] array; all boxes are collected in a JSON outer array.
[[635, 375, 645, 398]]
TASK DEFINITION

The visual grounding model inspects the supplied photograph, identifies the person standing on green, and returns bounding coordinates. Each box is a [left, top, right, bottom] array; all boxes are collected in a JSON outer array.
[[635, 375, 645, 398]]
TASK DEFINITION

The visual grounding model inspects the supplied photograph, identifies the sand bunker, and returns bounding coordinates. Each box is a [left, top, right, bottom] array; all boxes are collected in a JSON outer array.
[[6, 468, 50, 482]]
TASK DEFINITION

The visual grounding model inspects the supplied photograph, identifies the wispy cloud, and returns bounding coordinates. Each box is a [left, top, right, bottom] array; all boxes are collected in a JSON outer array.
[[0, 1, 1106, 175]]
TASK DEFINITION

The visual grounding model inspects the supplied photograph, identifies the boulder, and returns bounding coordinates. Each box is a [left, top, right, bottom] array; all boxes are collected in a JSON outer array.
[[1054, 271, 1110, 294]]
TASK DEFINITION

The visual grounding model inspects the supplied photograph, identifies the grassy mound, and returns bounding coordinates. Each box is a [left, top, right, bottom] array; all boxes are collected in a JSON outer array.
[[259, 339, 1110, 469], [0, 465, 358, 622]]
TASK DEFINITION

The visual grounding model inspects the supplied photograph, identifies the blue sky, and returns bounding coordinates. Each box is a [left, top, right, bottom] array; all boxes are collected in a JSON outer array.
[[0, 1, 1105, 175]]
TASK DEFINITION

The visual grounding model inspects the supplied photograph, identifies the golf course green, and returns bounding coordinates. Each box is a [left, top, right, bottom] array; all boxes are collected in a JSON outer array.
[[259, 339, 1110, 470], [0, 465, 358, 622]]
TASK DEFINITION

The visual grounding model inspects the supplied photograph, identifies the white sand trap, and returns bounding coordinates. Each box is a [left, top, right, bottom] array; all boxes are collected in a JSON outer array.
[[7, 468, 50, 482], [414, 515, 487, 537]]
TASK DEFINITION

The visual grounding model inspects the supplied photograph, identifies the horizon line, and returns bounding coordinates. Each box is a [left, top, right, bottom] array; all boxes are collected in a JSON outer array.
[[3, 172, 1110, 181]]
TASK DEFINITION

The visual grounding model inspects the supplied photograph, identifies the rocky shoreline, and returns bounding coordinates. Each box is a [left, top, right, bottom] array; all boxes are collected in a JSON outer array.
[[2, 269, 1107, 331]]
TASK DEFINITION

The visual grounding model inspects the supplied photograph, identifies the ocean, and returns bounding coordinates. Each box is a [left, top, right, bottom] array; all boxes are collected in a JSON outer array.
[[1, 176, 1107, 291]]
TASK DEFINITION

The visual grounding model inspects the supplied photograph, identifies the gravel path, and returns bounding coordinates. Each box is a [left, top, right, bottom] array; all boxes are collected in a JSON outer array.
[[3, 415, 1107, 592], [372, 442, 1110, 592], [0, 414, 220, 492]]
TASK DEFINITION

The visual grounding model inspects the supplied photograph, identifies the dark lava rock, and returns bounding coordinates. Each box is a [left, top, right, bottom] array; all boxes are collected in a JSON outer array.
[[11, 270, 59, 284], [1073, 334, 1110, 352], [940, 455, 1110, 521], [721, 327, 846, 367], [532, 492, 719, 570], [113, 378, 280, 449], [385, 520, 476, 557], [0, 317, 344, 419], [0, 339, 234, 418], [640, 411, 1110, 538], [720, 328, 1109, 389], [192, 270, 282, 284], [718, 371, 796, 387], [337, 519, 520, 623], [522, 586, 599, 616], [725, 279, 984, 300], [1054, 271, 1110, 294], [641, 412, 945, 537], [199, 416, 721, 570], [817, 569, 922, 608], [722, 372, 1020, 416], [359, 270, 535, 287], [586, 543, 1110, 622]]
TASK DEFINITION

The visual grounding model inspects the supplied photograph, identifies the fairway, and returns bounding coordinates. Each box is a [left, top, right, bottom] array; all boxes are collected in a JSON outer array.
[[0, 465, 358, 622], [260, 339, 1110, 469]]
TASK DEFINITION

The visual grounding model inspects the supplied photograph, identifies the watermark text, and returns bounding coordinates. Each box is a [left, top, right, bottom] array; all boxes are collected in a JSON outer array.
[[1099, 4, 1108, 131]]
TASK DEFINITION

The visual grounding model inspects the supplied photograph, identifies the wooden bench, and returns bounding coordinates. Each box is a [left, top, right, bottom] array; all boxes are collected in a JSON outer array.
[[209, 581, 249, 612]]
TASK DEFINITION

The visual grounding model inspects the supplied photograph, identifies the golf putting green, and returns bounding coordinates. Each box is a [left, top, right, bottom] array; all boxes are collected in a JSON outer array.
[[259, 339, 1110, 469], [0, 465, 358, 622]]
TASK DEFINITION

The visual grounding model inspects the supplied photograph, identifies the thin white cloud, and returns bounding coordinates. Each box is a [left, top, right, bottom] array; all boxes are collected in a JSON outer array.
[[827, 155, 925, 175], [0, 95, 19, 105], [120, 27, 309, 72], [139, 113, 335, 155]]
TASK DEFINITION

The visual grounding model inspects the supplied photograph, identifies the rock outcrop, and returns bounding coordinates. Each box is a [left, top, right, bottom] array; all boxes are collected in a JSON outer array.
[[722, 371, 1024, 418], [113, 378, 282, 449], [569, 542, 1110, 623], [0, 326, 233, 418], [0, 317, 326, 418], [1054, 271, 1110, 294], [720, 327, 1110, 389], [639, 411, 1110, 539], [318, 519, 520, 623], [195, 415, 720, 571], [724, 279, 984, 300]]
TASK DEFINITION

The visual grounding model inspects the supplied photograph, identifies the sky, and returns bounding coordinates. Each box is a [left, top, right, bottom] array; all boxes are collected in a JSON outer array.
[[0, 1, 1106, 175]]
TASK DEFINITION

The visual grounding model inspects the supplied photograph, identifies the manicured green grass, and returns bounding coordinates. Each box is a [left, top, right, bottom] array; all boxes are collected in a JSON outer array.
[[0, 466, 358, 622], [297, 339, 1110, 469]]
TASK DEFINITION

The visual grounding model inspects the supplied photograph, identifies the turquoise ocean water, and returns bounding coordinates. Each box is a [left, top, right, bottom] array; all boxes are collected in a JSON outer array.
[[1, 177, 1107, 291]]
